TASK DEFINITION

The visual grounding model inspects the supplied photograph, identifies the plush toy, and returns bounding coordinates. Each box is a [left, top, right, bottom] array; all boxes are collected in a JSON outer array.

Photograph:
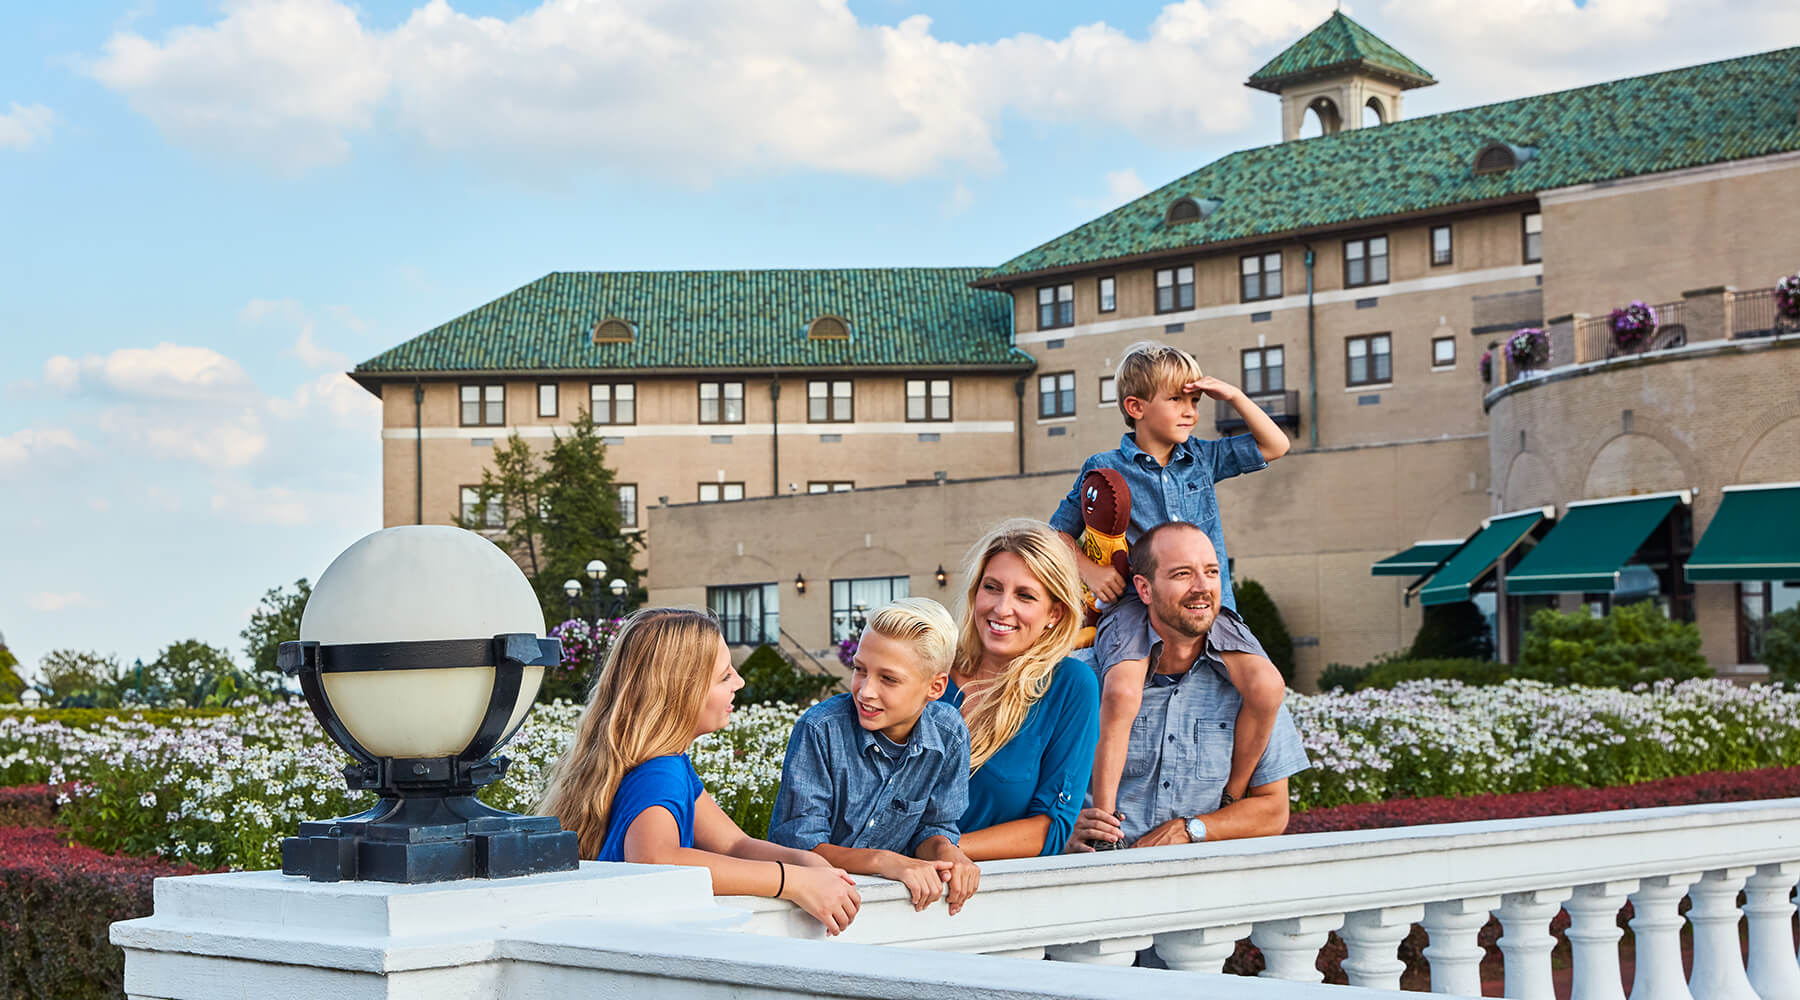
[[1074, 467, 1132, 649]]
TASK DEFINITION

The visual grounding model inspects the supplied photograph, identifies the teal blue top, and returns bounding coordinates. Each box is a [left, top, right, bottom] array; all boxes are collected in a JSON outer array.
[[941, 656, 1100, 856]]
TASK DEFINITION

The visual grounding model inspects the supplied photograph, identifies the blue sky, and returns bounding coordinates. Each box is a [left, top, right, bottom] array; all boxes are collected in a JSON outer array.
[[4, 0, 1795, 681]]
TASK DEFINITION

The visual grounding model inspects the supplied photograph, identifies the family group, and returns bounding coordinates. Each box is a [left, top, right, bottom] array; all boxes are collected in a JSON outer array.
[[538, 342, 1312, 934]]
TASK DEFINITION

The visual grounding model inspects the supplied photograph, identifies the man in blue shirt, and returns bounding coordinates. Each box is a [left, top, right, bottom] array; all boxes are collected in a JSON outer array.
[[1069, 522, 1310, 850], [770, 598, 980, 913]]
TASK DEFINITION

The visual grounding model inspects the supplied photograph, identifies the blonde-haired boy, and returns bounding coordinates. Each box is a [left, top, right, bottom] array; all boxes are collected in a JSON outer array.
[[770, 597, 981, 912], [1049, 341, 1290, 848]]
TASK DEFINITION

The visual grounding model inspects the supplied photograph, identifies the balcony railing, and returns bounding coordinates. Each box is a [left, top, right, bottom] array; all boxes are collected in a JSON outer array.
[[729, 798, 1800, 996], [1732, 287, 1799, 339], [1573, 299, 1690, 365], [1217, 389, 1300, 435]]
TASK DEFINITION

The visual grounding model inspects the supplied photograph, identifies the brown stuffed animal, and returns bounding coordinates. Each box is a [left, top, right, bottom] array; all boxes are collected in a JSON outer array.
[[1074, 467, 1132, 649]]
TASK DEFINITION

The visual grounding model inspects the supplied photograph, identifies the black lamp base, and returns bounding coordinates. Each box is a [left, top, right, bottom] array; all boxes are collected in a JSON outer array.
[[281, 792, 579, 884]]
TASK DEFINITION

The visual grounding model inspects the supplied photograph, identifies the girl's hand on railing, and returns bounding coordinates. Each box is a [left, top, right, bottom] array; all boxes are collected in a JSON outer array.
[[781, 865, 862, 935]]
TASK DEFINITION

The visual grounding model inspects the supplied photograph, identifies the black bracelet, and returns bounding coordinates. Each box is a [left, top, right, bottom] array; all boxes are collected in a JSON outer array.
[[773, 861, 785, 899]]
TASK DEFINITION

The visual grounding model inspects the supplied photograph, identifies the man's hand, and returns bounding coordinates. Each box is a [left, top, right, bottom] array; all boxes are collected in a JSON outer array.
[[1130, 817, 1192, 849], [1068, 807, 1124, 853], [941, 849, 981, 915], [1183, 376, 1243, 403], [1077, 555, 1126, 605], [879, 853, 953, 911]]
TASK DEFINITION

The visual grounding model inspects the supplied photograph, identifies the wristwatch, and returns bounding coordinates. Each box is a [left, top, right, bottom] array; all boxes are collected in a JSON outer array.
[[1184, 817, 1208, 844]]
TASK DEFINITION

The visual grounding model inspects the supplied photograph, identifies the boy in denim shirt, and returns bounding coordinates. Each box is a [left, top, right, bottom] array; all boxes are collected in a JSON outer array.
[[770, 598, 980, 913], [1050, 341, 1290, 840]]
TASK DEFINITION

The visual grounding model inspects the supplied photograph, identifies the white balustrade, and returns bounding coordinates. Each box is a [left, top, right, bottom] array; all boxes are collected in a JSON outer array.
[[1340, 905, 1424, 990], [1744, 862, 1800, 1000], [1688, 867, 1760, 1000], [1423, 895, 1499, 996], [1565, 879, 1637, 1000], [1629, 872, 1701, 1000], [1253, 913, 1345, 982], [1153, 923, 1251, 973], [1047, 935, 1155, 966], [1497, 887, 1573, 1000]]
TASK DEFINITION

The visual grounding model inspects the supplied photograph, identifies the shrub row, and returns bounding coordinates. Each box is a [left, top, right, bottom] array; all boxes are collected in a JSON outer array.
[[0, 826, 206, 1000], [1317, 657, 1510, 693], [0, 785, 53, 828]]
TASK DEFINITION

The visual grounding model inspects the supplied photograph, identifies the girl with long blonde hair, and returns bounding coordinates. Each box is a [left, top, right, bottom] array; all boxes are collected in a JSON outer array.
[[538, 608, 861, 933], [942, 519, 1100, 859]]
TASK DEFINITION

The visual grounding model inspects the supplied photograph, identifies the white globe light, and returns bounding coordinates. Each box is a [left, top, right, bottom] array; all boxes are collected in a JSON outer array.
[[585, 558, 606, 581], [301, 525, 547, 759], [609, 577, 627, 597]]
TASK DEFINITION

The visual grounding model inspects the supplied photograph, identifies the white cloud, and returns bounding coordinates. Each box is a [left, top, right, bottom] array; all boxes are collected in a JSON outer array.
[[269, 371, 380, 428], [29, 592, 92, 613], [207, 477, 375, 526], [0, 102, 55, 151], [42, 342, 256, 402], [945, 181, 975, 216], [98, 406, 270, 467], [0, 427, 85, 474], [244, 297, 354, 369], [1105, 168, 1148, 202]]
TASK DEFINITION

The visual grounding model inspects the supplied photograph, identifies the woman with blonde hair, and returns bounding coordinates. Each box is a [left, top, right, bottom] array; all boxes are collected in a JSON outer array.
[[539, 608, 862, 933], [943, 519, 1100, 859]]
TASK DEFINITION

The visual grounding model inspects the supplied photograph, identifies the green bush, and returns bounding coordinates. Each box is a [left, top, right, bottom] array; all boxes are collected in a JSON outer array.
[[1234, 579, 1295, 684], [1409, 601, 1495, 661], [737, 645, 837, 707], [1317, 662, 1371, 692], [1315, 656, 1507, 692], [1516, 600, 1711, 687], [1761, 606, 1800, 684]]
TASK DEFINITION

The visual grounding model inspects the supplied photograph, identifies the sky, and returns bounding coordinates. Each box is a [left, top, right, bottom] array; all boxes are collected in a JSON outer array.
[[3, 0, 1797, 682]]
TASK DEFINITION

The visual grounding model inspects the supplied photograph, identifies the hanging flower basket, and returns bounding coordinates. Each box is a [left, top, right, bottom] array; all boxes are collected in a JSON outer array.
[[1609, 300, 1658, 351], [1505, 327, 1548, 373], [1777, 272, 1800, 322], [1479, 350, 1493, 384]]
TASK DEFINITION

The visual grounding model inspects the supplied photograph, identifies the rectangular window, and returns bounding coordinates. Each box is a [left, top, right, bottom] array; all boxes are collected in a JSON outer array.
[[807, 481, 853, 493], [707, 583, 779, 646], [1432, 336, 1457, 367], [459, 486, 504, 528], [807, 379, 853, 422], [590, 382, 636, 425], [1242, 347, 1285, 394], [1344, 236, 1389, 288], [830, 575, 911, 642], [1098, 375, 1117, 404], [905, 378, 951, 422], [1239, 252, 1283, 302], [698, 482, 746, 503], [1097, 276, 1116, 313], [1739, 581, 1800, 663], [1038, 371, 1076, 418], [1154, 265, 1195, 313], [699, 381, 744, 424], [1036, 283, 1074, 329], [1346, 333, 1393, 387], [537, 383, 558, 418], [615, 483, 637, 529], [1430, 225, 1453, 267], [460, 384, 505, 427], [1523, 212, 1543, 264]]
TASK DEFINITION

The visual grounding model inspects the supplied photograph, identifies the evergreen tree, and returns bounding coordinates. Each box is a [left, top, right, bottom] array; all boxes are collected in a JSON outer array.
[[1233, 578, 1295, 684], [241, 578, 310, 680]]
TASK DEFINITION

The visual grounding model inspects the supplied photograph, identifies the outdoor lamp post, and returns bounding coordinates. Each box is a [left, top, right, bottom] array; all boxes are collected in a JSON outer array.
[[277, 524, 578, 884], [563, 578, 581, 621]]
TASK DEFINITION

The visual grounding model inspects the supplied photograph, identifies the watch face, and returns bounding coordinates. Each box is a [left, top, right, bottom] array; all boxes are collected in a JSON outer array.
[[1185, 818, 1206, 843]]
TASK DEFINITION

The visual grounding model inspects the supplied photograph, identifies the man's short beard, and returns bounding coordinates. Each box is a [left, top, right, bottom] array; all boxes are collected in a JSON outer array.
[[1154, 591, 1216, 638]]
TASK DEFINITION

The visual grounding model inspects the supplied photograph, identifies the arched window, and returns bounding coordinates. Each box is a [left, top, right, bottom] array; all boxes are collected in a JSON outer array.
[[591, 317, 636, 344], [1363, 97, 1386, 127], [1473, 142, 1538, 176], [1299, 97, 1342, 139], [808, 315, 850, 341], [1166, 198, 1202, 224]]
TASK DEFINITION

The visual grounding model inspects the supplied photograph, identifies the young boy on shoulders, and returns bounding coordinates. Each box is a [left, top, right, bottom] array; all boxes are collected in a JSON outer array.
[[1049, 341, 1291, 845], [770, 598, 981, 913]]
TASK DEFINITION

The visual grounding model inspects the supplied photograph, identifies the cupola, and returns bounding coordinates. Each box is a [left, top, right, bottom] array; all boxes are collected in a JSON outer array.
[[1247, 11, 1436, 143]]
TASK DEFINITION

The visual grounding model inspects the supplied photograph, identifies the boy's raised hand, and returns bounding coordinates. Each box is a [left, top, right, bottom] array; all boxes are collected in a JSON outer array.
[[1183, 375, 1242, 402]]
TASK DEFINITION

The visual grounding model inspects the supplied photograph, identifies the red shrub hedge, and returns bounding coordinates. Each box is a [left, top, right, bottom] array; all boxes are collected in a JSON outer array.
[[0, 826, 206, 1000], [0, 785, 53, 828]]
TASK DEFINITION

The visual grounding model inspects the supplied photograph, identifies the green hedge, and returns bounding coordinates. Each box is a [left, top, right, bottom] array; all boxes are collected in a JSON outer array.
[[1516, 601, 1710, 687], [1318, 657, 1508, 692], [0, 707, 235, 730]]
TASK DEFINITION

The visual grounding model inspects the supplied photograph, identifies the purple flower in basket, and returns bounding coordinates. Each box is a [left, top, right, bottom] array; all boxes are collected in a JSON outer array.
[[1777, 273, 1800, 321], [1609, 300, 1658, 350], [1504, 327, 1548, 371], [1478, 350, 1493, 383], [836, 637, 859, 668]]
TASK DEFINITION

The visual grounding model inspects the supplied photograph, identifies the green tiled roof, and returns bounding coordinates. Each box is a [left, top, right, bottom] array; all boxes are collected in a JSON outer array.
[[987, 47, 1800, 283], [1247, 12, 1434, 92], [355, 268, 1026, 377]]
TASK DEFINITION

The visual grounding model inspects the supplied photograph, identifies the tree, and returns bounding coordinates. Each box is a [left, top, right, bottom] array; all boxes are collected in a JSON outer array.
[[1233, 578, 1295, 684], [1761, 606, 1800, 685], [0, 642, 23, 703], [242, 578, 311, 680], [38, 649, 123, 706], [463, 408, 641, 646], [148, 639, 238, 707], [1409, 600, 1496, 661]]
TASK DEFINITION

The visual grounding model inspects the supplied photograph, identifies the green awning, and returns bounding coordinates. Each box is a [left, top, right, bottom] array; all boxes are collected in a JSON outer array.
[[1418, 509, 1550, 606], [1686, 483, 1800, 582], [1372, 540, 1465, 577], [1505, 493, 1685, 595]]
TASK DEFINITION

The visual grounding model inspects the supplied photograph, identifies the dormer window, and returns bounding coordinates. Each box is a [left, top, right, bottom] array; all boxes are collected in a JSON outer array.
[[1165, 196, 1223, 225], [591, 317, 636, 344], [808, 315, 850, 341], [1473, 141, 1538, 176]]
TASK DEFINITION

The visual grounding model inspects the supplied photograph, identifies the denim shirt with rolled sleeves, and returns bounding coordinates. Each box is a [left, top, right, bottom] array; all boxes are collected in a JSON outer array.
[[1049, 432, 1267, 611]]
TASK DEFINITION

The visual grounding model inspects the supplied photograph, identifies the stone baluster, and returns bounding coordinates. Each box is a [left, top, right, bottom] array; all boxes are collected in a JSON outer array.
[[1497, 887, 1574, 1000], [1423, 895, 1501, 996], [1629, 872, 1701, 1000], [1045, 935, 1154, 967], [1744, 863, 1800, 1000], [1688, 867, 1760, 1000], [1341, 905, 1426, 990], [1565, 879, 1638, 1000], [984, 946, 1046, 961], [1251, 914, 1344, 982], [1154, 924, 1252, 973]]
